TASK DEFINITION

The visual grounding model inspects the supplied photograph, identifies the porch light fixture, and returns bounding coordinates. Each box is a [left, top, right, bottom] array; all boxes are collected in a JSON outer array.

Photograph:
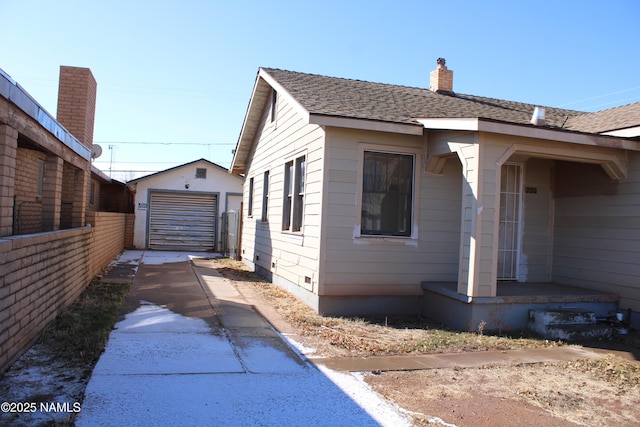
[[530, 107, 546, 126]]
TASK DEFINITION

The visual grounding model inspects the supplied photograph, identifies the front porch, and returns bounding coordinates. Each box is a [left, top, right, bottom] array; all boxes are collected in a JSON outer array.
[[421, 281, 619, 333]]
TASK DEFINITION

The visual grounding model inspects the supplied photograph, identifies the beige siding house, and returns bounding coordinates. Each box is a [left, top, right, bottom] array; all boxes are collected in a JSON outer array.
[[231, 60, 640, 331]]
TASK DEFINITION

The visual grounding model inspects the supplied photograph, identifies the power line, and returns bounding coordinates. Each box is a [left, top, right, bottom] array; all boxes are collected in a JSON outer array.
[[558, 85, 640, 108], [94, 160, 220, 165], [94, 141, 235, 146], [581, 95, 640, 111]]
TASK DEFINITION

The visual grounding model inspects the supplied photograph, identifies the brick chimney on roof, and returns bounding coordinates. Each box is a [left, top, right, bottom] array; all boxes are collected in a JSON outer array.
[[56, 66, 97, 148], [429, 58, 453, 94]]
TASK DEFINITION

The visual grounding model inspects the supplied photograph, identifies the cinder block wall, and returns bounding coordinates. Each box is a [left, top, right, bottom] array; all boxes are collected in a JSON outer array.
[[0, 212, 128, 373]]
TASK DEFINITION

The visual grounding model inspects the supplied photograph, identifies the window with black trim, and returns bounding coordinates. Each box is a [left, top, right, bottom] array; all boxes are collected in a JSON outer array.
[[248, 177, 254, 217], [282, 155, 305, 232], [261, 171, 269, 222], [361, 151, 413, 236]]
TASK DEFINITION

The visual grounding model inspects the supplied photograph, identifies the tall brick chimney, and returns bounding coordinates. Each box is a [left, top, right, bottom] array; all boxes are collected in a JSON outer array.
[[429, 58, 453, 94], [56, 66, 97, 148]]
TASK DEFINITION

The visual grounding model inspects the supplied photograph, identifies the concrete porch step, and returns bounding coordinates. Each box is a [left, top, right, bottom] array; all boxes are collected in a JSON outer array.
[[528, 308, 613, 341]]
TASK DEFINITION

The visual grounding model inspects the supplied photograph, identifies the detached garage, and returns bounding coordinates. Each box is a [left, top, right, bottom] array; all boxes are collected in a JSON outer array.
[[148, 191, 217, 250], [128, 159, 244, 251]]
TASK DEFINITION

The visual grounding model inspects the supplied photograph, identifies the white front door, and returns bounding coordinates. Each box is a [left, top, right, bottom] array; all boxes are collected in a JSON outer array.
[[497, 163, 523, 280]]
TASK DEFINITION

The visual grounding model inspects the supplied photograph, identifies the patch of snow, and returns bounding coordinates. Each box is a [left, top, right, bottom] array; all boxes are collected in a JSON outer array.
[[114, 302, 212, 333], [427, 416, 458, 426], [280, 332, 320, 357], [109, 250, 143, 266], [318, 367, 413, 427], [76, 303, 412, 427], [0, 346, 86, 427], [139, 251, 218, 265]]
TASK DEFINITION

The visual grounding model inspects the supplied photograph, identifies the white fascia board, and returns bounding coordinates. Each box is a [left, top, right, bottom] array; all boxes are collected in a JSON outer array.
[[603, 126, 640, 138], [417, 118, 481, 131], [258, 68, 310, 122], [310, 115, 424, 135], [418, 118, 640, 151]]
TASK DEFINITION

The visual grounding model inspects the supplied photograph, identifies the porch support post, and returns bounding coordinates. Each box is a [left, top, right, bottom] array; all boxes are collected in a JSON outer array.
[[0, 124, 18, 237], [71, 166, 90, 228], [453, 141, 499, 298]]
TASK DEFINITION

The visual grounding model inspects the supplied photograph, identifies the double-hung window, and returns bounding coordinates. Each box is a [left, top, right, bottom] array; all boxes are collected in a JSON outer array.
[[361, 151, 413, 237], [283, 155, 305, 232], [261, 171, 269, 222], [248, 177, 254, 217]]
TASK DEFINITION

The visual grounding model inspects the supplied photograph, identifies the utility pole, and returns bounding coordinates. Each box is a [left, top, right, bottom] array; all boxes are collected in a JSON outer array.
[[108, 144, 115, 176]]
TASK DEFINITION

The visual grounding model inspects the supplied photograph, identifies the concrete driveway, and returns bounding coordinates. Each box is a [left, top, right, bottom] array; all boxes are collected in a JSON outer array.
[[75, 251, 410, 426]]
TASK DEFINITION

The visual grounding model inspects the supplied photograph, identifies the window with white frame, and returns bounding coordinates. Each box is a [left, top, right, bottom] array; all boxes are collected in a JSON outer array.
[[261, 170, 269, 222], [361, 151, 413, 237], [248, 177, 254, 217], [282, 155, 305, 232]]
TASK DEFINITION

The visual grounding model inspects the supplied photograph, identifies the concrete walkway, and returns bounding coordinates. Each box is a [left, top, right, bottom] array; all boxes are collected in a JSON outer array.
[[75, 251, 411, 427]]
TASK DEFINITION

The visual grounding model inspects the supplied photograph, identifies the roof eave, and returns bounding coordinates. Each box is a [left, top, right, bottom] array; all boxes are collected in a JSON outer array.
[[417, 118, 640, 151], [310, 114, 423, 135], [231, 68, 311, 175]]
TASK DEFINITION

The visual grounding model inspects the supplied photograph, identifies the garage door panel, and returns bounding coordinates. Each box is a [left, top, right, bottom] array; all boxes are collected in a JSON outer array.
[[148, 192, 217, 251]]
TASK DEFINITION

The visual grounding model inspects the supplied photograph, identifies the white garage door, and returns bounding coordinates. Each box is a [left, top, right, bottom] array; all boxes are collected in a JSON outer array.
[[148, 192, 217, 251]]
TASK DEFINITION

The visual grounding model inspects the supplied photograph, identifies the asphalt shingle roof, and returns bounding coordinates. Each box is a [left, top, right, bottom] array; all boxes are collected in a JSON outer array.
[[263, 68, 640, 134], [564, 102, 640, 133]]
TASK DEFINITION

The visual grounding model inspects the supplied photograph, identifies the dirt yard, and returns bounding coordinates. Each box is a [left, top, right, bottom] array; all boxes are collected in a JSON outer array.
[[366, 356, 639, 426], [215, 259, 640, 427]]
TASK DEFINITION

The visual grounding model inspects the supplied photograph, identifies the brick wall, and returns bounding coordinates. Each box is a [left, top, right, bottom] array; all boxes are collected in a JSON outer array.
[[124, 213, 134, 249], [56, 66, 97, 147], [86, 212, 125, 277], [86, 178, 101, 217], [0, 212, 128, 373], [14, 148, 46, 234], [14, 148, 45, 200]]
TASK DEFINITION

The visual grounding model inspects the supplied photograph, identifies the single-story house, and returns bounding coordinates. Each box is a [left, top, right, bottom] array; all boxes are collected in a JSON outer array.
[[230, 59, 640, 332], [127, 159, 243, 252]]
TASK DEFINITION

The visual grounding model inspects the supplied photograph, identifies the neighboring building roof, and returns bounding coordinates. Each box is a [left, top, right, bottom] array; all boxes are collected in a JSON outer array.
[[91, 165, 113, 183], [564, 102, 640, 133], [127, 158, 242, 184]]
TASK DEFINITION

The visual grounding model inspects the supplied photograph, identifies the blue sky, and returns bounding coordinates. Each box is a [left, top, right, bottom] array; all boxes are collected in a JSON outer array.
[[2, 0, 639, 181]]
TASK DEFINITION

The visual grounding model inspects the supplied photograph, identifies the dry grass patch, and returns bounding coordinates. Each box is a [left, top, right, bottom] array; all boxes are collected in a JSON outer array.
[[213, 258, 562, 358]]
